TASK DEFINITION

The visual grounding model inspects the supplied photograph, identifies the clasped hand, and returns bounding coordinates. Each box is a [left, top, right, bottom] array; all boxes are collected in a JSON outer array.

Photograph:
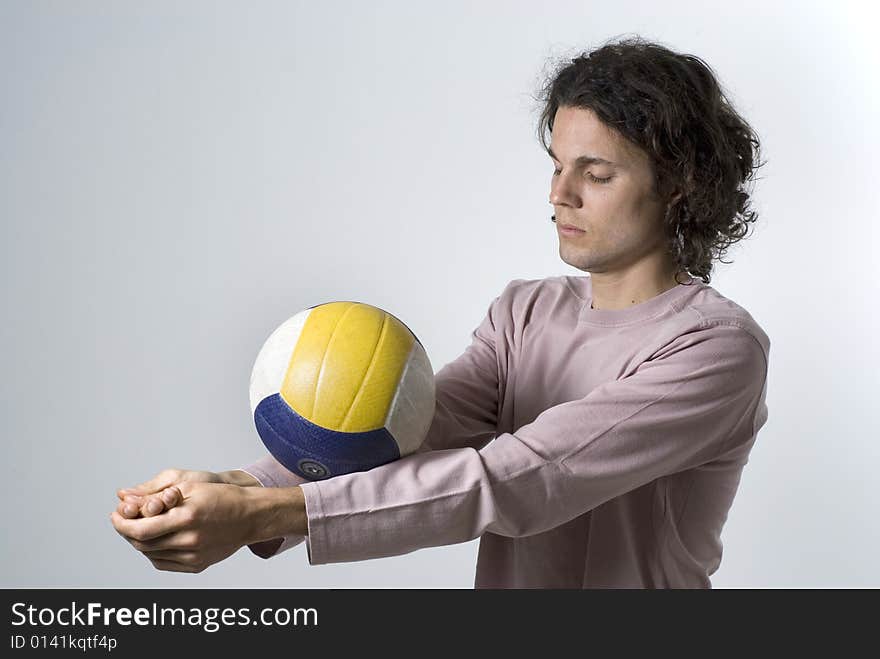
[[109, 469, 260, 574]]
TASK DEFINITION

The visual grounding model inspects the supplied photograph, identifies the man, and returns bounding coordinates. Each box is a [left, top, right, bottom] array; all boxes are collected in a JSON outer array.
[[112, 36, 769, 588]]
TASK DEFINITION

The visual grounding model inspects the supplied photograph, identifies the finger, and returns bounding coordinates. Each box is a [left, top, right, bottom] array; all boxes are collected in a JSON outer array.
[[161, 486, 182, 509], [143, 548, 198, 563], [146, 556, 198, 574], [110, 507, 189, 542], [118, 500, 141, 518], [141, 486, 184, 517], [118, 487, 143, 500], [141, 495, 167, 518], [127, 529, 197, 552], [117, 494, 146, 518], [118, 482, 161, 498], [118, 470, 179, 498]]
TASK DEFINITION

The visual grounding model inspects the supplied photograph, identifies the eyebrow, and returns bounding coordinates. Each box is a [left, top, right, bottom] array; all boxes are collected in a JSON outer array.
[[547, 146, 617, 167]]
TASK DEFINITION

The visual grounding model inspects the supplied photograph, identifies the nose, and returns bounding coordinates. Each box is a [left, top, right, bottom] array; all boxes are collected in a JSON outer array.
[[549, 172, 580, 208]]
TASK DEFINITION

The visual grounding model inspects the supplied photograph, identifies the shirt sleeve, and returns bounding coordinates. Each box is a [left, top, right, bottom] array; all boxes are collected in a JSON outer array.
[[298, 321, 770, 565], [241, 282, 512, 559], [415, 282, 509, 454]]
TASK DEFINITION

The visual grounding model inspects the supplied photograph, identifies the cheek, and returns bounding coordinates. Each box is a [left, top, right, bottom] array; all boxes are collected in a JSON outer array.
[[627, 184, 665, 216], [601, 221, 631, 247], [590, 185, 620, 210], [603, 187, 654, 225], [590, 191, 623, 229]]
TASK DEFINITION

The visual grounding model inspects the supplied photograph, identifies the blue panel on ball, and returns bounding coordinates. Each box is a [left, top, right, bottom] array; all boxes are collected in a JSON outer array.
[[254, 393, 401, 481]]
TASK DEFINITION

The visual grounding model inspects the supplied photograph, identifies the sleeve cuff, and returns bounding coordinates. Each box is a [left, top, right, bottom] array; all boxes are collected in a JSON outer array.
[[299, 481, 326, 565]]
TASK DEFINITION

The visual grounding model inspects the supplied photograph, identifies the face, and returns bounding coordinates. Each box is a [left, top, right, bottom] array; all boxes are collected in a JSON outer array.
[[548, 105, 670, 274]]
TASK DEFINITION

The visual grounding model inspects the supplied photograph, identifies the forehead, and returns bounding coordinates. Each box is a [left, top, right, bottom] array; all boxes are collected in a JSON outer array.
[[549, 105, 641, 166]]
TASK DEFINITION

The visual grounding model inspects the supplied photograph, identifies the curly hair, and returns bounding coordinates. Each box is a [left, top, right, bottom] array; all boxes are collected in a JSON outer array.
[[534, 34, 766, 284]]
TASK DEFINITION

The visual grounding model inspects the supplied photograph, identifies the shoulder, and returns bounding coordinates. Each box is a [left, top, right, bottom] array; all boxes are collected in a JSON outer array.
[[487, 276, 583, 328], [500, 274, 577, 294], [675, 283, 771, 360], [643, 285, 770, 393], [493, 275, 582, 309]]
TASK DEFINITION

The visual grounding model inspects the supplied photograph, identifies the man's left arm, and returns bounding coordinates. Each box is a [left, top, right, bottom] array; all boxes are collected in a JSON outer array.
[[291, 322, 769, 565]]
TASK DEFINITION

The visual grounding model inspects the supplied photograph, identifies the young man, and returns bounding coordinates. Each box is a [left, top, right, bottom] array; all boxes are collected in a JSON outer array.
[[112, 36, 769, 588]]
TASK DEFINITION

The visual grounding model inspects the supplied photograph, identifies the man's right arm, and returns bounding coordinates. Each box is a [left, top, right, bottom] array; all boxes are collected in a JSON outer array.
[[416, 287, 508, 454]]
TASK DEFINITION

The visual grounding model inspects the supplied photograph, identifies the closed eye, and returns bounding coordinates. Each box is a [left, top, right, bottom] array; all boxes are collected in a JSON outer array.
[[553, 169, 613, 184]]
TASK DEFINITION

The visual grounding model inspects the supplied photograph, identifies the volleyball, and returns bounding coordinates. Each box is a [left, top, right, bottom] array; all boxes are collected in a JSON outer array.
[[248, 301, 436, 480]]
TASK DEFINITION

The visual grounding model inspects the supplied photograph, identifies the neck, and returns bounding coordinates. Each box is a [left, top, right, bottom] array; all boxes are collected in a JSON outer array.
[[588, 267, 686, 311]]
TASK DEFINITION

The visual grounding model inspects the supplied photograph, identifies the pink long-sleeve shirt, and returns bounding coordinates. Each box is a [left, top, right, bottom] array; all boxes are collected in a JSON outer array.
[[241, 274, 770, 588]]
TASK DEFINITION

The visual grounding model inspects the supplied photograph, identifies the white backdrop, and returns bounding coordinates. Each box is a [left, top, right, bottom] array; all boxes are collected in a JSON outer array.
[[2, 0, 878, 588]]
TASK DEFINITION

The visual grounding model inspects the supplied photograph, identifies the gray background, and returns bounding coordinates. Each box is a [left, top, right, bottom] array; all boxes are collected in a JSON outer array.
[[2, 0, 877, 587]]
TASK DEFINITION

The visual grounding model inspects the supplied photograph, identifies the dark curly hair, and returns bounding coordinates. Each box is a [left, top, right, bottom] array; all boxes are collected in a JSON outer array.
[[534, 34, 766, 284]]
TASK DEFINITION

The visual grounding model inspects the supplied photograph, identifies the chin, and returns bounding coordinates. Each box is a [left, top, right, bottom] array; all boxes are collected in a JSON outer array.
[[559, 248, 593, 271]]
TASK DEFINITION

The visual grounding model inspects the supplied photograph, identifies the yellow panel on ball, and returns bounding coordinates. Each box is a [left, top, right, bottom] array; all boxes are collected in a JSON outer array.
[[278, 302, 350, 419], [279, 302, 414, 432], [332, 309, 414, 432]]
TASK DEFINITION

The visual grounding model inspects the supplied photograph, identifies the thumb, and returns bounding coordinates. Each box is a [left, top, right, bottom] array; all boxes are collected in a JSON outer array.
[[117, 469, 180, 499]]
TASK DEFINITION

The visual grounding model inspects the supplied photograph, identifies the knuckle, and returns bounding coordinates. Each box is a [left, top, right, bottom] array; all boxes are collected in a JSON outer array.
[[182, 532, 200, 549], [160, 468, 181, 481]]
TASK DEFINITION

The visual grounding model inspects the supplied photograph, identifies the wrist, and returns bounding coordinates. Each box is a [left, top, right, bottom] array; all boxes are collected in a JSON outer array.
[[219, 469, 261, 487], [245, 485, 308, 544]]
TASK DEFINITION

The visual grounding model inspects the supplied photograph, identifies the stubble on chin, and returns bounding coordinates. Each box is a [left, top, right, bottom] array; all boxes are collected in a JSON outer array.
[[559, 243, 594, 271]]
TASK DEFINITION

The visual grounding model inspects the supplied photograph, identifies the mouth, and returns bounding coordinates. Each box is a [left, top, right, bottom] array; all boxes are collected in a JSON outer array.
[[557, 223, 585, 234]]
